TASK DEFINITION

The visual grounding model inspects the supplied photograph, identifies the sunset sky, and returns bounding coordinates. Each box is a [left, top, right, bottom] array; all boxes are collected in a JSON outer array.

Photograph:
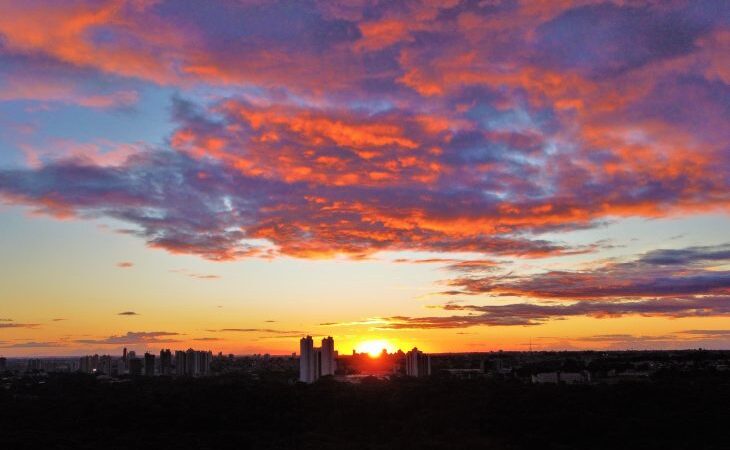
[[1, 0, 729, 357]]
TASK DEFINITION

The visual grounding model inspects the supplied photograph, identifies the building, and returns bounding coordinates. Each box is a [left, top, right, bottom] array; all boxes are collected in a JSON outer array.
[[174, 349, 212, 377], [320, 336, 336, 377], [160, 349, 172, 375], [79, 354, 100, 373], [299, 336, 315, 383], [0, 357, 6, 372], [532, 371, 591, 384], [128, 357, 142, 376], [144, 353, 155, 376], [99, 355, 113, 375], [405, 347, 431, 377], [299, 336, 336, 383], [175, 350, 187, 376]]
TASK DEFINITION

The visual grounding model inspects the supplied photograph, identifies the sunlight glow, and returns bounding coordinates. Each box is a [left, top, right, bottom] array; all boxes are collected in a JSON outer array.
[[355, 339, 397, 357]]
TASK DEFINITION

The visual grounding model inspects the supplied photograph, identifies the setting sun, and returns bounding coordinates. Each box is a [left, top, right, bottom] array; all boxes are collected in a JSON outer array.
[[355, 340, 397, 358]]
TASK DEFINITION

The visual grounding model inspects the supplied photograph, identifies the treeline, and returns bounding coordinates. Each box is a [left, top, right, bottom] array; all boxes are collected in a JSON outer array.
[[1, 371, 729, 449]]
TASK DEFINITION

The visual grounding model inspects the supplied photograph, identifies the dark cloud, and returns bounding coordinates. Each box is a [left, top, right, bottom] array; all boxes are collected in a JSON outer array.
[[680, 329, 730, 337], [206, 328, 303, 334], [444, 244, 730, 298], [74, 331, 181, 345], [378, 295, 730, 329], [117, 311, 139, 316], [0, 341, 65, 348], [0, 322, 40, 329]]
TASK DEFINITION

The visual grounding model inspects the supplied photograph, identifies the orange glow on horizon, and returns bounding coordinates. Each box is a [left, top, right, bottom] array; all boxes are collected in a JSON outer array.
[[355, 339, 398, 357]]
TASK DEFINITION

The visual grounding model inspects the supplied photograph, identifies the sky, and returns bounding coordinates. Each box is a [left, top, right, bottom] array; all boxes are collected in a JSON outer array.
[[1, 0, 729, 357]]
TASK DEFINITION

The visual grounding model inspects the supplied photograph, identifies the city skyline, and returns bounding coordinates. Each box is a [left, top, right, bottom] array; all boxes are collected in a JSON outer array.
[[2, 1, 730, 357]]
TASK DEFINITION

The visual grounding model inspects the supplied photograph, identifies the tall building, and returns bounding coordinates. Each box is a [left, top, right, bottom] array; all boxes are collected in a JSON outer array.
[[175, 350, 186, 376], [173, 349, 211, 377], [79, 355, 94, 373], [405, 347, 431, 377], [144, 353, 155, 376], [299, 336, 315, 383], [299, 336, 336, 383], [185, 348, 197, 375], [160, 349, 172, 375], [99, 355, 112, 375], [128, 357, 142, 376], [320, 336, 336, 377], [0, 357, 6, 372]]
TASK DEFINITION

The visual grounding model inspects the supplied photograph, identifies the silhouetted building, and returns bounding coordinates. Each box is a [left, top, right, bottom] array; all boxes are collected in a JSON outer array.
[[320, 336, 336, 377], [160, 349, 172, 375], [532, 371, 591, 384], [405, 347, 430, 377], [144, 353, 155, 376], [173, 349, 212, 376], [0, 357, 6, 372], [175, 350, 186, 376], [300, 336, 316, 383], [99, 355, 112, 375], [299, 336, 336, 383], [26, 359, 43, 372], [79, 354, 100, 373], [128, 357, 142, 376]]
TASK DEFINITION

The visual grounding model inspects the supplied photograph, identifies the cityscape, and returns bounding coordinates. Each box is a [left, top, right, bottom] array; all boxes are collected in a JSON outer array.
[[3, 335, 729, 385], [1, 0, 729, 448]]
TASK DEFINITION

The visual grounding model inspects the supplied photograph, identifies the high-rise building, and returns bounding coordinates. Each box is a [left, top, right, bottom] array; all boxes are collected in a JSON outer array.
[[171, 349, 211, 377], [128, 357, 142, 376], [175, 350, 186, 376], [185, 348, 197, 375], [0, 357, 6, 372], [99, 355, 113, 375], [299, 336, 315, 383], [144, 353, 155, 376], [299, 336, 336, 383], [320, 336, 335, 377], [160, 349, 172, 375], [405, 347, 431, 377]]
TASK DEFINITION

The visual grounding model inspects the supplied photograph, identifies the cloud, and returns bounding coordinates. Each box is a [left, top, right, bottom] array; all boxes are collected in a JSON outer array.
[[0, 1, 727, 262], [74, 331, 181, 345], [0, 322, 40, 329], [0, 341, 65, 348], [117, 311, 139, 316], [116, 261, 134, 268], [170, 269, 221, 280], [378, 295, 730, 329], [207, 328, 303, 334], [51, 318, 66, 322], [556, 330, 730, 350], [443, 244, 730, 298], [679, 329, 730, 338]]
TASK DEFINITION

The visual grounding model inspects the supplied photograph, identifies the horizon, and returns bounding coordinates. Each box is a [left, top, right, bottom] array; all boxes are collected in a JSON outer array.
[[2, 1, 730, 358]]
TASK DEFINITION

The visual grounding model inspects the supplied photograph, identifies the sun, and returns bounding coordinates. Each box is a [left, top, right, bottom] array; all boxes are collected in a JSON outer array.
[[355, 339, 397, 358]]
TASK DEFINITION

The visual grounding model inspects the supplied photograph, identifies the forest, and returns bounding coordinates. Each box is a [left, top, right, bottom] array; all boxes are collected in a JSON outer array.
[[2, 369, 729, 449]]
